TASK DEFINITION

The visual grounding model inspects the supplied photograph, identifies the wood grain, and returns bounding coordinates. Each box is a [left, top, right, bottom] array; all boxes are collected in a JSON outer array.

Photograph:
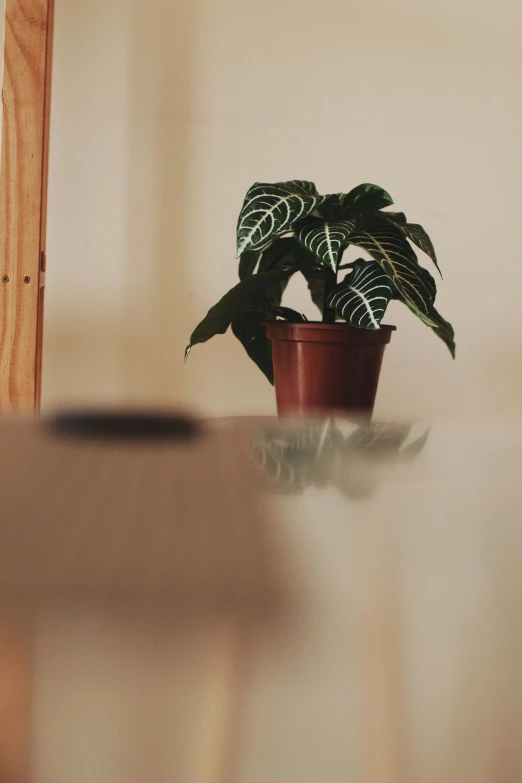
[[0, 0, 53, 412], [0, 625, 32, 783]]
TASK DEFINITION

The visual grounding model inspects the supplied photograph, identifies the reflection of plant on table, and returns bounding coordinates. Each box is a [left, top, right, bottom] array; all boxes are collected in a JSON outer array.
[[250, 419, 430, 498]]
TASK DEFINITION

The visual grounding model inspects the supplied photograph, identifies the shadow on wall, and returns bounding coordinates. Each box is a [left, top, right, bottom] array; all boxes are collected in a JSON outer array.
[[119, 0, 194, 405]]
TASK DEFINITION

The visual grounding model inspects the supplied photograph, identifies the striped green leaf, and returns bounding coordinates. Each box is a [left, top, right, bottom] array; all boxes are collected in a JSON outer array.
[[327, 259, 395, 329], [348, 226, 436, 316], [402, 223, 440, 275], [429, 307, 455, 356], [422, 306, 456, 358], [400, 299, 456, 358], [236, 180, 323, 256], [380, 211, 407, 225], [296, 217, 355, 272], [381, 213, 441, 276]]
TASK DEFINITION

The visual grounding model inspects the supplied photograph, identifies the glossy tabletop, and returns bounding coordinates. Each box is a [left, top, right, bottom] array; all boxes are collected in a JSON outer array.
[[1, 414, 521, 783], [209, 415, 522, 783]]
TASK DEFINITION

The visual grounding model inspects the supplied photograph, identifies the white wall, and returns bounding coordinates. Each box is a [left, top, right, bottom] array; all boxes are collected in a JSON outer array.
[[42, 0, 522, 419]]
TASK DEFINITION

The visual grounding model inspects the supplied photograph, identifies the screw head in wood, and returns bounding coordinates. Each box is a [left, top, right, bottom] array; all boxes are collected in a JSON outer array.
[[23, 276, 30, 284], [1, 275, 9, 283]]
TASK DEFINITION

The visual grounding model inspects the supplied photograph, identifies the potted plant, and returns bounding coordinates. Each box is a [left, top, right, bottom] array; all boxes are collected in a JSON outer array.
[[185, 181, 455, 416]]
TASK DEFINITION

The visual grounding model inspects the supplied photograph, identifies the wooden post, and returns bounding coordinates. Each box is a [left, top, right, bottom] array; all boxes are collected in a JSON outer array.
[[0, 0, 54, 412]]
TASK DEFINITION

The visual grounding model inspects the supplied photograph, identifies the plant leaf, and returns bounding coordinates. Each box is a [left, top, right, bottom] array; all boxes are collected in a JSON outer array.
[[231, 311, 274, 384], [236, 180, 323, 256], [317, 194, 348, 222], [380, 211, 407, 225], [402, 223, 441, 276], [273, 306, 307, 322], [255, 237, 301, 311], [238, 250, 259, 280], [347, 226, 436, 316], [401, 299, 456, 358], [186, 266, 298, 351], [320, 183, 393, 222], [299, 256, 325, 314], [228, 242, 306, 382], [296, 217, 355, 272], [327, 259, 395, 329], [379, 214, 441, 276], [425, 306, 456, 357], [257, 236, 298, 274], [342, 183, 394, 213]]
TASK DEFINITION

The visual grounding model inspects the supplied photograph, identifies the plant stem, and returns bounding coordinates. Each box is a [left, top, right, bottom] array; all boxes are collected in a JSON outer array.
[[322, 267, 337, 324]]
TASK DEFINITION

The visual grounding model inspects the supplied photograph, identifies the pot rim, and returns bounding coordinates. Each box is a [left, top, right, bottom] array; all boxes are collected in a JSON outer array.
[[263, 321, 396, 331], [264, 320, 396, 345]]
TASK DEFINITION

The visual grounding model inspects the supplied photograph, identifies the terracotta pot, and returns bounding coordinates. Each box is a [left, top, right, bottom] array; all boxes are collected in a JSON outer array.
[[265, 322, 396, 418]]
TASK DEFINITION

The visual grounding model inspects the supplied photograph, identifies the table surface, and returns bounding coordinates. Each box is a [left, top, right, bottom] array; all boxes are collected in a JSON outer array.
[[214, 416, 522, 783], [3, 415, 522, 783]]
